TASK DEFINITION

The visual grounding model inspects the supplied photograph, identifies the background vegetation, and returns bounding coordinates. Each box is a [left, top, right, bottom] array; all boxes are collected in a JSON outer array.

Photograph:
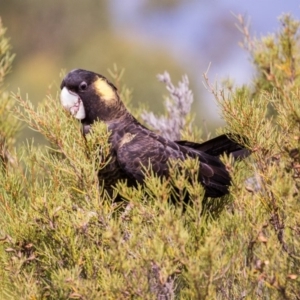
[[3, 0, 294, 145], [0, 0, 193, 145], [0, 11, 300, 300]]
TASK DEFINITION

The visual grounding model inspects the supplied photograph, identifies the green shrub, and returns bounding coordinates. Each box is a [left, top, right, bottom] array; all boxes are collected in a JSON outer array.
[[0, 14, 300, 299]]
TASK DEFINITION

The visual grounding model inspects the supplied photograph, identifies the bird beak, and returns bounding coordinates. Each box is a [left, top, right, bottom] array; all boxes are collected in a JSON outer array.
[[60, 87, 86, 120]]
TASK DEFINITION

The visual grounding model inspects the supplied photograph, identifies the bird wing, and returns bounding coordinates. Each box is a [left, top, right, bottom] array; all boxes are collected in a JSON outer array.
[[114, 125, 231, 197], [115, 126, 184, 183]]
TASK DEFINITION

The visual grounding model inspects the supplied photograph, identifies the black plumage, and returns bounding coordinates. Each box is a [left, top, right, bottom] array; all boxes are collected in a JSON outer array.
[[60, 69, 248, 198]]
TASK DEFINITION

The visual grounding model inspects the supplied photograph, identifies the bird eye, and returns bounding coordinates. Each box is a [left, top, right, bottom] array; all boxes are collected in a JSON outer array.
[[79, 81, 87, 91]]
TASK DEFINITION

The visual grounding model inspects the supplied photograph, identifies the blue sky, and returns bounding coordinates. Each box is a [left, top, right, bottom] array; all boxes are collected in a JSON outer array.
[[111, 1, 300, 78], [110, 1, 300, 120]]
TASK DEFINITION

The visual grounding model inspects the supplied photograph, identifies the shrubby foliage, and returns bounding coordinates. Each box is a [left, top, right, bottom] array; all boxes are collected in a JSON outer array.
[[141, 71, 194, 141], [0, 14, 300, 299]]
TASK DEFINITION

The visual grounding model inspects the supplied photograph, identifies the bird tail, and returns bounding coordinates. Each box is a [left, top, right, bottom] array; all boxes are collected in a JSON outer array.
[[176, 134, 249, 159]]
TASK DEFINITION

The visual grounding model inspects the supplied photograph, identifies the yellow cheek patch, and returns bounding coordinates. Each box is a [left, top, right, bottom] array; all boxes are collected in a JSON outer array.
[[93, 77, 117, 104], [119, 133, 136, 148]]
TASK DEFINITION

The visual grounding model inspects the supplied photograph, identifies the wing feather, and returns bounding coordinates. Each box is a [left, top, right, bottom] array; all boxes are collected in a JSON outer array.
[[113, 123, 232, 197]]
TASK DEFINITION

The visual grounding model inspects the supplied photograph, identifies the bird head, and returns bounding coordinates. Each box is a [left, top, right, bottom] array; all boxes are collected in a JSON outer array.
[[60, 69, 125, 124]]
